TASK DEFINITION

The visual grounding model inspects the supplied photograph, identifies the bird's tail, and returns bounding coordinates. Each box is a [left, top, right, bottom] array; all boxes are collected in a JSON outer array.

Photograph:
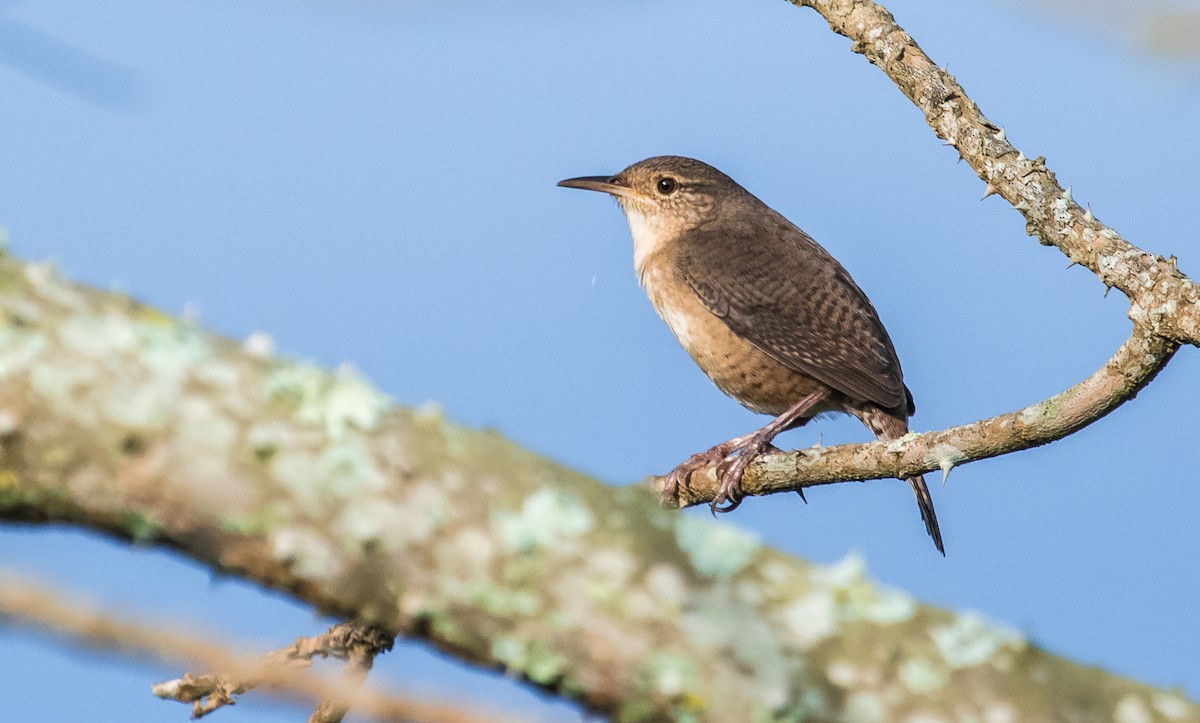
[[859, 406, 945, 555], [908, 473, 944, 555]]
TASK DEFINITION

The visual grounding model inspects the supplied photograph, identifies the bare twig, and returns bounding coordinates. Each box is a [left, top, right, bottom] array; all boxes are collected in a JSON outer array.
[[154, 621, 395, 721], [0, 573, 496, 723], [305, 624, 394, 723]]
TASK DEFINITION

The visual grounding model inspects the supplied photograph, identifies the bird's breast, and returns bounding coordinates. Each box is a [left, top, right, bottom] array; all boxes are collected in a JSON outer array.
[[638, 258, 830, 417]]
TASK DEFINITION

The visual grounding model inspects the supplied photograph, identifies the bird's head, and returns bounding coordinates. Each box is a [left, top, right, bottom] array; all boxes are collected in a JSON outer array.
[[559, 156, 750, 269]]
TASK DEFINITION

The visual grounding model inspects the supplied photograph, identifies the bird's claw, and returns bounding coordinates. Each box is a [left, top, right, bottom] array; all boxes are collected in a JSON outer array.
[[661, 444, 733, 507], [665, 436, 782, 513]]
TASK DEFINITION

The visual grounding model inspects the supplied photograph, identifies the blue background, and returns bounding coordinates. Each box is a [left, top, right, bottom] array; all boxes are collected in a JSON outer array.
[[1, 1, 1198, 719]]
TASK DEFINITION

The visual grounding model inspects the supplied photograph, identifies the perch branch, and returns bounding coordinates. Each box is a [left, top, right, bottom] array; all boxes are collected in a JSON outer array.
[[656, 326, 1176, 507]]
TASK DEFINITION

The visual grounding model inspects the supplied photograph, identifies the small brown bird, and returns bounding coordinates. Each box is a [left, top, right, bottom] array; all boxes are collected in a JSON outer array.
[[559, 156, 943, 554]]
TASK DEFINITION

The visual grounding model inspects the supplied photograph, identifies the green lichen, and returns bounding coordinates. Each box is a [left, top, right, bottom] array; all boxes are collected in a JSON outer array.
[[924, 443, 966, 479], [490, 637, 564, 686], [526, 648, 567, 686], [271, 526, 342, 580], [931, 613, 1024, 669], [123, 510, 161, 544], [1113, 695, 1152, 723], [644, 652, 697, 698], [780, 591, 837, 648], [264, 362, 389, 437], [323, 365, 389, 435], [496, 487, 594, 553], [898, 657, 948, 694], [0, 327, 47, 379], [673, 514, 760, 577], [491, 635, 527, 671], [842, 691, 887, 722], [317, 439, 385, 497], [474, 587, 540, 617]]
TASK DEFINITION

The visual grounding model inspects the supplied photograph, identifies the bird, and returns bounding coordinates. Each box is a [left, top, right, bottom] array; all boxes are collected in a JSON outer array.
[[558, 155, 944, 554]]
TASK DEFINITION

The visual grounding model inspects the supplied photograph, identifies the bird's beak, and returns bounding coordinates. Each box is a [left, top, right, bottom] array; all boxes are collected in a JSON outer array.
[[557, 175, 637, 200]]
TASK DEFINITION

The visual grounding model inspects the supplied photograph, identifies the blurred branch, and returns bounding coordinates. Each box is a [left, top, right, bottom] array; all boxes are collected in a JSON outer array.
[[0, 252, 1195, 719], [0, 573, 491, 722]]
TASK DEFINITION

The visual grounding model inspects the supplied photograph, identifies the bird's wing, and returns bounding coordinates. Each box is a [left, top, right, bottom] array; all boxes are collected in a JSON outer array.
[[675, 216, 910, 411]]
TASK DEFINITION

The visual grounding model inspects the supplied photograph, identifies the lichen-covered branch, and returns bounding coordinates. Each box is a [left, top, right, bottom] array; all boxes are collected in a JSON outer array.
[[0, 573, 487, 722], [0, 252, 1195, 720], [786, 0, 1200, 346], [656, 327, 1176, 507]]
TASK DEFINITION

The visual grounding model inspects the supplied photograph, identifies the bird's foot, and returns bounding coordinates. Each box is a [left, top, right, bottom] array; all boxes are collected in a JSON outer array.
[[710, 435, 786, 515], [661, 434, 785, 514], [660, 442, 738, 507]]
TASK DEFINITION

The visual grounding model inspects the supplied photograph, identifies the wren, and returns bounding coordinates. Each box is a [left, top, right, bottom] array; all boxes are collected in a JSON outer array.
[[560, 156, 943, 554]]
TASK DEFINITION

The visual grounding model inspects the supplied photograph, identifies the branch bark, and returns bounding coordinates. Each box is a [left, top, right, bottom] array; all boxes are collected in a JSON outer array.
[[0, 251, 1195, 720]]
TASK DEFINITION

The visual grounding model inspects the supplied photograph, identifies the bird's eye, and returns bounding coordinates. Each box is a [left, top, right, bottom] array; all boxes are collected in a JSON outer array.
[[656, 177, 678, 195]]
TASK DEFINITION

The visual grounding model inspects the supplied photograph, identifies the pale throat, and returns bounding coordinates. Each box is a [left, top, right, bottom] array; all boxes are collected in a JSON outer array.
[[621, 203, 696, 349], [622, 203, 674, 279]]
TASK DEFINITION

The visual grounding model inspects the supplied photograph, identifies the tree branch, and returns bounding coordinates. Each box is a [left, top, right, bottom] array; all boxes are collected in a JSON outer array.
[[786, 0, 1200, 346], [657, 326, 1175, 506], [0, 251, 1195, 720]]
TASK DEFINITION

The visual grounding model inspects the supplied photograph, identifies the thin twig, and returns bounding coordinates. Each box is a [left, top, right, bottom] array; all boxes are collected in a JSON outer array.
[[0, 573, 500, 723], [154, 621, 395, 721]]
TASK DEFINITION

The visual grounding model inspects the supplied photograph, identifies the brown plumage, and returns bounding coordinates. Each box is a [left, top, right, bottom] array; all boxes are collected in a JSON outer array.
[[559, 156, 943, 554]]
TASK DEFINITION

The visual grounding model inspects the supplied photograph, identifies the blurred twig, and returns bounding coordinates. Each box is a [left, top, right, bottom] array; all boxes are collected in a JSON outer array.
[[155, 622, 395, 722], [0, 572, 496, 722]]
